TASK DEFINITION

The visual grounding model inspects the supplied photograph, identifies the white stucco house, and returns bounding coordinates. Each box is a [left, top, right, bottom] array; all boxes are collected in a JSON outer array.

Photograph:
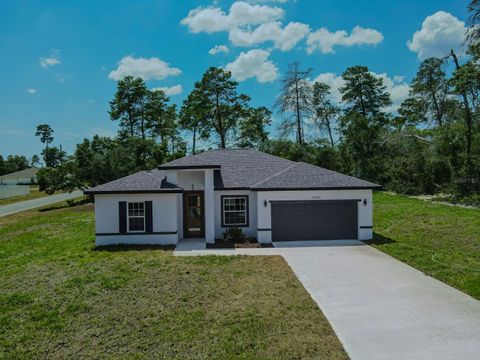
[[84, 149, 381, 246], [0, 168, 38, 185]]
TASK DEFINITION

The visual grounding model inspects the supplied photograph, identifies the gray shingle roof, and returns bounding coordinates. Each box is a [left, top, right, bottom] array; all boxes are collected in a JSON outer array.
[[251, 162, 380, 190], [85, 149, 380, 194], [0, 167, 38, 179], [84, 170, 181, 194], [160, 149, 381, 190]]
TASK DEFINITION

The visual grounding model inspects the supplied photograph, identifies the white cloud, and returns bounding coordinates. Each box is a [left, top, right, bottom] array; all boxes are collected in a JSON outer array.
[[312, 72, 346, 104], [209, 44, 230, 55], [26, 88, 37, 94], [248, 0, 288, 3], [374, 72, 411, 113], [307, 26, 383, 54], [1, 129, 27, 136], [39, 50, 61, 68], [152, 84, 183, 96], [55, 73, 71, 83], [407, 11, 466, 60], [109, 56, 182, 81], [225, 49, 278, 83], [89, 127, 117, 138], [312, 71, 410, 113], [180, 1, 284, 33], [229, 21, 309, 51]]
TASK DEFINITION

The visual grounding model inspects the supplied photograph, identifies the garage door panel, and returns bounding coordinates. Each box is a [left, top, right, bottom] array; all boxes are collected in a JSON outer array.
[[271, 200, 358, 241]]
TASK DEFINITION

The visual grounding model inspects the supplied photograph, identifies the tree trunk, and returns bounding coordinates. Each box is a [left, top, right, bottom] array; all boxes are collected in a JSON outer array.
[[450, 49, 473, 160], [215, 91, 226, 148], [128, 111, 134, 137], [294, 77, 303, 145], [431, 90, 443, 126], [358, 83, 367, 117], [192, 126, 197, 155], [325, 117, 334, 146]]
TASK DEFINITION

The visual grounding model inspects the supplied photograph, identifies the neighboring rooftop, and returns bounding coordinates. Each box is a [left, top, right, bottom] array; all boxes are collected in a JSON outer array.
[[84, 170, 181, 194], [0, 167, 38, 180], [85, 149, 381, 194]]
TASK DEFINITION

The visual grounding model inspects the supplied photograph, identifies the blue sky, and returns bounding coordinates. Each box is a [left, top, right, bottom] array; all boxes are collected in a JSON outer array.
[[0, 0, 469, 158]]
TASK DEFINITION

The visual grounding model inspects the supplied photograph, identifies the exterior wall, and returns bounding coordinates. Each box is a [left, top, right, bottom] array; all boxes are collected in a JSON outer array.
[[214, 190, 257, 239], [177, 171, 205, 191], [204, 170, 215, 244], [94, 193, 179, 246], [256, 189, 373, 243], [0, 177, 35, 185], [0, 185, 30, 199]]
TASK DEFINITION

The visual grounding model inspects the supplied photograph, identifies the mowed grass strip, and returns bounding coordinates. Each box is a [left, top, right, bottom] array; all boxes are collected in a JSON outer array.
[[373, 192, 480, 300], [0, 205, 347, 360]]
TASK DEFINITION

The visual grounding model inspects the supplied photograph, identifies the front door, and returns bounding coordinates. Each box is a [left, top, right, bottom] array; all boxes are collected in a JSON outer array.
[[183, 191, 205, 238]]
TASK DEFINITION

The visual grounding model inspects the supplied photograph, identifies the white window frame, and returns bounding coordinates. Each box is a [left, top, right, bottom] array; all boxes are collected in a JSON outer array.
[[222, 196, 248, 227], [127, 201, 146, 233]]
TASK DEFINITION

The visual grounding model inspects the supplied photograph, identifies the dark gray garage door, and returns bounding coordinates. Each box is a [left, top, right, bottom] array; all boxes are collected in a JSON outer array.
[[271, 200, 358, 241]]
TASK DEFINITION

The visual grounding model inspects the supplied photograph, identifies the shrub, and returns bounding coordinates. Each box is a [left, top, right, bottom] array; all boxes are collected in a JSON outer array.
[[222, 227, 246, 243]]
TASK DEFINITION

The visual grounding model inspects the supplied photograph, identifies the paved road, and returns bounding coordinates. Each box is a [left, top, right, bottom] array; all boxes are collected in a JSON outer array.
[[175, 240, 480, 360], [0, 190, 84, 217]]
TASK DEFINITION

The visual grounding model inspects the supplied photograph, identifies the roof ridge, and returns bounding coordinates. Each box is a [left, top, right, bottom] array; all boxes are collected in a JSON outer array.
[[250, 162, 301, 188], [297, 161, 379, 185]]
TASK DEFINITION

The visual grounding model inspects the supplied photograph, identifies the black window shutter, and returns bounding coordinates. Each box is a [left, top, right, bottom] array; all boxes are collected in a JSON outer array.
[[119, 201, 127, 234], [145, 201, 153, 233]]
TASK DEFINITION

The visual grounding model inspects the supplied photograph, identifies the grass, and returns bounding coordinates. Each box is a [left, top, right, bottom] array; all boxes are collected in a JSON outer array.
[[372, 192, 480, 300], [0, 205, 347, 360], [0, 187, 49, 206]]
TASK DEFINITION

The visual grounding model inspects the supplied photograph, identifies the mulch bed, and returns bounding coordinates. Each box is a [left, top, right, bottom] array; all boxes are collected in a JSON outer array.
[[207, 239, 274, 249]]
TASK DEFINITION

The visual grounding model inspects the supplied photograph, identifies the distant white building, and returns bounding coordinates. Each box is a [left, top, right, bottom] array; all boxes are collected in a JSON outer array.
[[0, 168, 38, 185]]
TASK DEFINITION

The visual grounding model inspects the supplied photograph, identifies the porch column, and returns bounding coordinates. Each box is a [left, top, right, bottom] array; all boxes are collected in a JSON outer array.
[[204, 169, 215, 244]]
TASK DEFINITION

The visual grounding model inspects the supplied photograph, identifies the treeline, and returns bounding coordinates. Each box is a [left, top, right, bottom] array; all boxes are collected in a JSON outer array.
[[0, 155, 33, 176], [14, 2, 480, 204]]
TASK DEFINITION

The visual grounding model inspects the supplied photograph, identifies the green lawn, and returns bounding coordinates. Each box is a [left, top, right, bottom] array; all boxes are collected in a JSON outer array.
[[0, 205, 347, 360], [0, 187, 48, 206], [373, 192, 480, 300]]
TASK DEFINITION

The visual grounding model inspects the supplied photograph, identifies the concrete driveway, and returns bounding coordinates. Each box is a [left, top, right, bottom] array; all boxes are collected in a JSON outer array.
[[175, 240, 480, 359], [276, 241, 480, 360], [0, 190, 84, 217]]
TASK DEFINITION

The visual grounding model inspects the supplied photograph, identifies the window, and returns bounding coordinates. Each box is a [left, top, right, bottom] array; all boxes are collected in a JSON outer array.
[[222, 196, 248, 227], [127, 202, 145, 232]]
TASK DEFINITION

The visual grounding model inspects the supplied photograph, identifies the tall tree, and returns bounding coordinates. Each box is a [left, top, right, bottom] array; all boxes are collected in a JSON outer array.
[[275, 62, 313, 145], [180, 88, 208, 154], [35, 124, 54, 155], [42, 146, 66, 168], [31, 154, 40, 168], [409, 58, 449, 126], [449, 50, 475, 162], [184, 67, 250, 149], [312, 81, 339, 146], [109, 76, 148, 138], [145, 89, 172, 143], [467, 0, 480, 45], [396, 97, 427, 130], [237, 107, 272, 149], [340, 66, 391, 118]]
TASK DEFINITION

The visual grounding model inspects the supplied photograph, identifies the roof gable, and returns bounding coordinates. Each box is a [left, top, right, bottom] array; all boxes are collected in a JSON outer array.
[[84, 170, 181, 194]]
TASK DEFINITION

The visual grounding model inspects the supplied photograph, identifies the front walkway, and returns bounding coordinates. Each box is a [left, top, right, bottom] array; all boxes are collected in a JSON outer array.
[[174, 239, 480, 360]]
